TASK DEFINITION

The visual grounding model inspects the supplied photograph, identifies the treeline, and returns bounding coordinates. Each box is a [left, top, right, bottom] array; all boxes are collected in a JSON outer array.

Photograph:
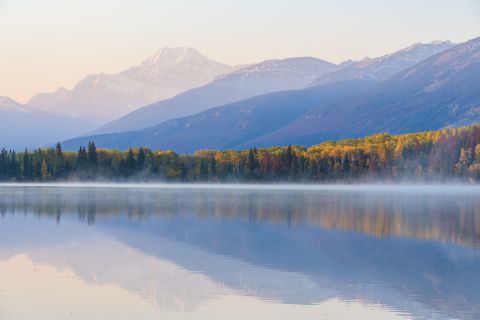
[[2, 125, 480, 182]]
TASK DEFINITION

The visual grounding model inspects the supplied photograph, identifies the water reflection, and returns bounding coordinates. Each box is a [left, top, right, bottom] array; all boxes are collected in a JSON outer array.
[[0, 185, 479, 320], [1, 185, 479, 246]]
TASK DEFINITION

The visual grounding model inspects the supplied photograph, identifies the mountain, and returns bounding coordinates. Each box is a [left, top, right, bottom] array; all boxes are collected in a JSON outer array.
[[26, 87, 69, 113], [0, 96, 28, 112], [94, 57, 338, 134], [27, 47, 232, 122], [84, 41, 451, 135], [249, 37, 480, 147], [60, 80, 375, 152], [0, 96, 95, 150], [310, 41, 454, 86], [61, 37, 480, 153]]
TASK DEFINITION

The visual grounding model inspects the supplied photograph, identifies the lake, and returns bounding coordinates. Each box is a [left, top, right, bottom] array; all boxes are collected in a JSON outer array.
[[0, 184, 479, 319]]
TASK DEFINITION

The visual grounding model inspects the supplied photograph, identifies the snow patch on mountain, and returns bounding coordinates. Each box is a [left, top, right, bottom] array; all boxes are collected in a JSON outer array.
[[215, 57, 338, 92], [311, 41, 455, 86]]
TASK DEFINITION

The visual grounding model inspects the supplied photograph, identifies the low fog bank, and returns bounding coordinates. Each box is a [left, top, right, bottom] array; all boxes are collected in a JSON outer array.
[[1, 182, 480, 193]]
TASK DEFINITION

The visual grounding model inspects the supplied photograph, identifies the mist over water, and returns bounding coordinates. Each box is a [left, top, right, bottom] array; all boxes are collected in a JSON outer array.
[[0, 184, 479, 319], [2, 182, 480, 193]]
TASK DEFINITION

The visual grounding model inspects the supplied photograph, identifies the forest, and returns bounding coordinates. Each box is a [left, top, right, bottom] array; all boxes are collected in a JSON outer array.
[[2, 124, 480, 182]]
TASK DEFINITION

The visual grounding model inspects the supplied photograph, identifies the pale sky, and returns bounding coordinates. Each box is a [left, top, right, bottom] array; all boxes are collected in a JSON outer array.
[[1, 0, 479, 103]]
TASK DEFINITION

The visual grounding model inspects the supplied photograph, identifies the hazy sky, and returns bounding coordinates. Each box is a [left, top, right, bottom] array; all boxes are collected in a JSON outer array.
[[1, 0, 479, 103]]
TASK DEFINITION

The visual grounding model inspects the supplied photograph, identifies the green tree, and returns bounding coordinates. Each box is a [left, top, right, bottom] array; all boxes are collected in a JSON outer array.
[[77, 146, 88, 170], [22, 149, 33, 180], [208, 155, 217, 179], [123, 148, 136, 177], [54, 143, 65, 178], [87, 142, 98, 169], [137, 147, 146, 171]]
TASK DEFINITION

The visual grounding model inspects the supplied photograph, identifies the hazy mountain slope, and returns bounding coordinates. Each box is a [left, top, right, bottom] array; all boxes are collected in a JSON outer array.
[[310, 41, 454, 86], [249, 37, 480, 147], [60, 80, 375, 152], [24, 87, 69, 112], [0, 97, 96, 150], [0, 96, 28, 112], [27, 48, 232, 122], [94, 57, 338, 134]]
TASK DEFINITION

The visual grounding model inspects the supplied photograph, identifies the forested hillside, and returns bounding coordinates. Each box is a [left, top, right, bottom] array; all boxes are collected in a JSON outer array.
[[2, 125, 480, 182]]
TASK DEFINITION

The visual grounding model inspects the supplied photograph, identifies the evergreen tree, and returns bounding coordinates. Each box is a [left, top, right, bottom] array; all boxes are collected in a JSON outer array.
[[198, 159, 208, 180], [246, 148, 259, 179], [178, 159, 187, 181], [285, 145, 293, 177], [137, 147, 146, 171], [124, 148, 136, 177], [87, 142, 98, 168], [10, 151, 17, 180], [77, 146, 88, 170], [55, 143, 65, 178], [0, 148, 8, 179], [22, 149, 32, 180], [208, 155, 217, 179]]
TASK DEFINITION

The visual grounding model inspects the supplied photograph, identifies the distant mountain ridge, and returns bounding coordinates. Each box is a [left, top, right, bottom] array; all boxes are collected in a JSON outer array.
[[0, 97, 96, 150], [310, 41, 454, 86], [93, 41, 452, 136], [27, 47, 232, 122], [0, 96, 30, 112], [93, 57, 338, 134]]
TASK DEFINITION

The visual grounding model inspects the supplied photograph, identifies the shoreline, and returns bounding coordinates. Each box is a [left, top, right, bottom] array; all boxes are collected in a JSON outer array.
[[1, 182, 480, 193]]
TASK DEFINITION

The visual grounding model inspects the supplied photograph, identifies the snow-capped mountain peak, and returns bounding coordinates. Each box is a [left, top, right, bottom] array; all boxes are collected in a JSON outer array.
[[143, 47, 203, 66], [28, 47, 233, 122], [124, 47, 232, 85]]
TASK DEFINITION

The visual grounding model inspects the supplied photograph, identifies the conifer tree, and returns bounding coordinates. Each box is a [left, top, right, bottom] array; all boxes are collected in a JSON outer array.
[[0, 148, 8, 179], [208, 155, 217, 179], [55, 143, 64, 178], [87, 142, 98, 168], [198, 159, 208, 180], [246, 148, 259, 179], [124, 148, 135, 177], [77, 146, 88, 170], [22, 149, 32, 180], [10, 151, 17, 180], [137, 147, 146, 171]]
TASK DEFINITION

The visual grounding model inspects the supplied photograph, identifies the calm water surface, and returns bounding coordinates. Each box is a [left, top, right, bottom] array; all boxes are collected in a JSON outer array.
[[0, 184, 479, 320]]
